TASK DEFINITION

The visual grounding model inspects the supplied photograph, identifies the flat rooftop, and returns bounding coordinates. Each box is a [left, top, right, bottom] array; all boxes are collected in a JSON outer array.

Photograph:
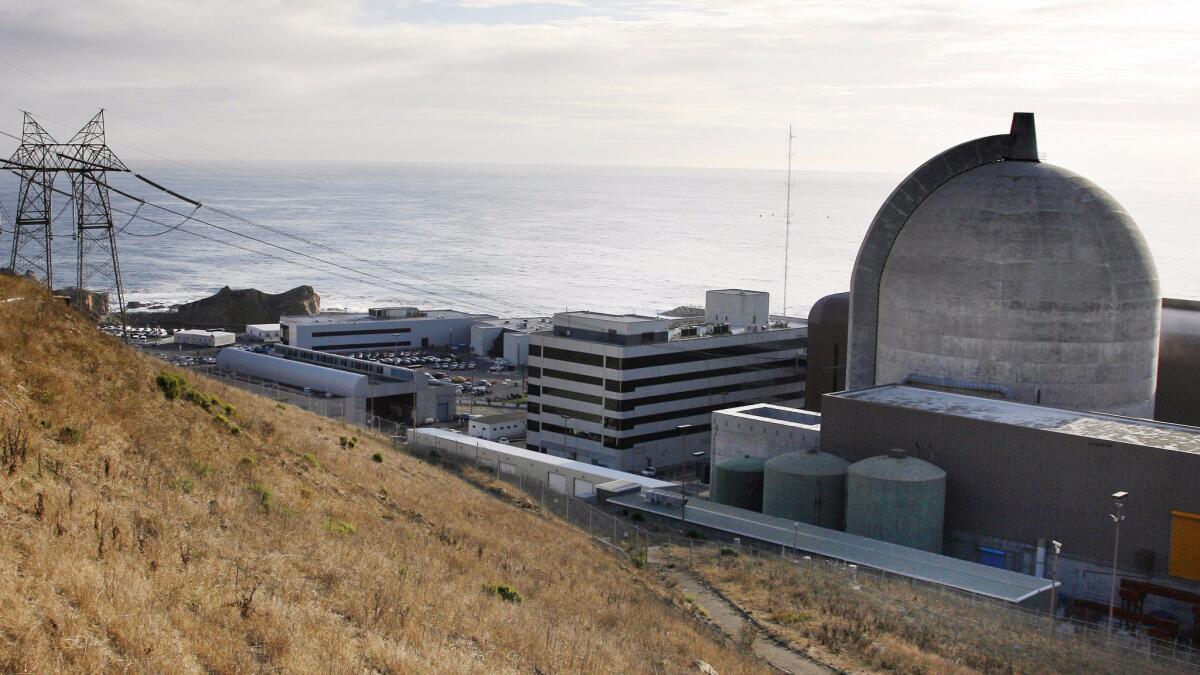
[[283, 309, 484, 324], [609, 492, 1054, 603], [717, 403, 821, 428], [472, 411, 527, 425], [558, 311, 661, 324], [831, 385, 1200, 455]]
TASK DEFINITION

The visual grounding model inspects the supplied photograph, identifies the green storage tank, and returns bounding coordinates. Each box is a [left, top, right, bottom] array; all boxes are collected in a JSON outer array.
[[712, 455, 765, 512], [845, 449, 946, 553], [762, 449, 849, 529]]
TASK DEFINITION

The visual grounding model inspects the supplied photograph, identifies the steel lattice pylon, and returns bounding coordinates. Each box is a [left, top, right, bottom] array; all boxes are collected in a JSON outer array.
[[5, 110, 130, 327], [7, 113, 58, 286]]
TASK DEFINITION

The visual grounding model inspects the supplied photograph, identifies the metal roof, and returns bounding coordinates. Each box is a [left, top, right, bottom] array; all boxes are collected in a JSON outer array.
[[608, 492, 1055, 604], [415, 428, 675, 489], [471, 411, 527, 425], [832, 385, 1200, 456], [216, 349, 368, 398]]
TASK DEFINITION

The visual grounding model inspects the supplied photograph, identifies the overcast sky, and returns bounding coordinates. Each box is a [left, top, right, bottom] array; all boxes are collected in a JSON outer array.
[[0, 0, 1196, 186]]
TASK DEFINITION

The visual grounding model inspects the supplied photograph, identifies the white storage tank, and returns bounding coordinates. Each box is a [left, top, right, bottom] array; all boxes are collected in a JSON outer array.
[[845, 449, 945, 553]]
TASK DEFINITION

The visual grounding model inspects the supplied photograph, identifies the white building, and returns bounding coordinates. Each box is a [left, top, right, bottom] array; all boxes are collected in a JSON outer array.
[[710, 403, 821, 478], [174, 329, 236, 347], [526, 289, 807, 472], [216, 345, 457, 425], [468, 411, 528, 441], [245, 323, 281, 342], [281, 306, 495, 354], [469, 317, 550, 366]]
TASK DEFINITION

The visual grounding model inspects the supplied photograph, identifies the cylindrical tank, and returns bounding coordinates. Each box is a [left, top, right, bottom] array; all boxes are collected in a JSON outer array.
[[762, 449, 849, 529], [712, 455, 765, 512], [845, 450, 946, 552]]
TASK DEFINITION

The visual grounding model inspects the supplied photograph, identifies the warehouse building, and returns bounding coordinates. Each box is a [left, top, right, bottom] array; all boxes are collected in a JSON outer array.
[[174, 329, 235, 347], [820, 385, 1200, 621], [245, 323, 281, 342], [216, 345, 457, 425], [468, 411, 527, 441], [281, 306, 495, 354], [526, 289, 806, 472], [469, 316, 550, 366]]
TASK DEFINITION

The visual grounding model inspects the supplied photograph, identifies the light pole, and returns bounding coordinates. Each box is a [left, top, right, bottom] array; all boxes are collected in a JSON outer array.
[[559, 414, 572, 459], [677, 424, 693, 531], [392, 333, 403, 359], [1049, 540, 1062, 630], [1107, 491, 1128, 635]]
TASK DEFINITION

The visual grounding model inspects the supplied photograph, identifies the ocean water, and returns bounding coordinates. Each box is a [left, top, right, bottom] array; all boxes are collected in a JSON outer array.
[[1, 161, 1197, 318]]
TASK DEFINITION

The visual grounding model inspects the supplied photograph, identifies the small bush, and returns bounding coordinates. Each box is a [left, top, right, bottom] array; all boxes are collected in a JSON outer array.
[[300, 453, 319, 469], [55, 425, 83, 445], [247, 482, 273, 512], [631, 551, 647, 569], [686, 529, 703, 540], [176, 476, 194, 494], [238, 455, 257, 469], [192, 461, 213, 478], [222, 403, 236, 416], [483, 583, 522, 604], [155, 372, 186, 400], [339, 436, 348, 448], [371, 453, 383, 463], [719, 547, 739, 558], [323, 519, 356, 536]]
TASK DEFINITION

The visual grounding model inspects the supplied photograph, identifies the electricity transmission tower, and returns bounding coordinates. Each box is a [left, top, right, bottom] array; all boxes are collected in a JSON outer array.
[[5, 110, 130, 326], [7, 113, 59, 286]]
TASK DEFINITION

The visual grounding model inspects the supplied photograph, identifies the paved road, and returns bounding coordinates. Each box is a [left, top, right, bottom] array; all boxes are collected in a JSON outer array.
[[651, 549, 830, 675]]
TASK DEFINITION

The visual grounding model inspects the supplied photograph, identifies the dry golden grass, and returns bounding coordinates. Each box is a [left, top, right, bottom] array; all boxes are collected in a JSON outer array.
[[689, 547, 1180, 675], [0, 275, 765, 674]]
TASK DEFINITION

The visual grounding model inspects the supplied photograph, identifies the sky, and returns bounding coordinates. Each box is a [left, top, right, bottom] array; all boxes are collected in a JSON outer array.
[[0, 0, 1197, 187]]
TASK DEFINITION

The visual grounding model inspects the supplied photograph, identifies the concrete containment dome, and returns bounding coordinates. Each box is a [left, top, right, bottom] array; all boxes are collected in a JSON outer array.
[[762, 449, 849, 529], [847, 113, 1160, 417], [845, 450, 945, 553]]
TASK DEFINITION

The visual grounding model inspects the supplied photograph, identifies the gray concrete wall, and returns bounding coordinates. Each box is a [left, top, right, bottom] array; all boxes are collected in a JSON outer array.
[[872, 161, 1160, 418], [819, 393, 1200, 583]]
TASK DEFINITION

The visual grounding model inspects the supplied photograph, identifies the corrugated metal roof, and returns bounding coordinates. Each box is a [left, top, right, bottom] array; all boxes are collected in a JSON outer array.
[[608, 492, 1054, 603], [216, 349, 368, 398], [414, 428, 675, 489]]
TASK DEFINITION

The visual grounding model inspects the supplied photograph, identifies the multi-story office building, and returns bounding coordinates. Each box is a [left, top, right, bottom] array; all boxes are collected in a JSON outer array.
[[280, 306, 495, 353], [526, 290, 807, 473]]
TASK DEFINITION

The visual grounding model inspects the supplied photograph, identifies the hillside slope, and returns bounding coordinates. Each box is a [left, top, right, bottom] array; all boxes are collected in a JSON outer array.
[[0, 275, 762, 674]]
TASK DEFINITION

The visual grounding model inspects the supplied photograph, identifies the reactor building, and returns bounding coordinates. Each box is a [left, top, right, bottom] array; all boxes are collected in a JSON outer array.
[[845, 113, 1161, 418]]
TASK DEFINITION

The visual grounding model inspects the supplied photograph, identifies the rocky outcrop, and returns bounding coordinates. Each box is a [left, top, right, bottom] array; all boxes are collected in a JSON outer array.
[[127, 285, 320, 328], [174, 286, 320, 327], [662, 305, 705, 318]]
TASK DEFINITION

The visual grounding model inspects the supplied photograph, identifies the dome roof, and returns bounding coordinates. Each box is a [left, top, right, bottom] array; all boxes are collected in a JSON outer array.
[[848, 454, 945, 483], [716, 456, 765, 473], [765, 449, 848, 476], [848, 113, 1161, 418]]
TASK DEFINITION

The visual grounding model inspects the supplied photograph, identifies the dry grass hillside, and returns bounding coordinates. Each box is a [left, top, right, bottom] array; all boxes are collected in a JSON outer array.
[[0, 275, 764, 674]]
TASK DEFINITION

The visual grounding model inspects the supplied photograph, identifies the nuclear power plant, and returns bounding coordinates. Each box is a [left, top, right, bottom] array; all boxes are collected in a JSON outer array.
[[694, 113, 1200, 639]]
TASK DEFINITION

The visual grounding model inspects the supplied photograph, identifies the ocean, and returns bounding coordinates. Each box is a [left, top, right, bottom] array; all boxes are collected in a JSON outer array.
[[1, 161, 1197, 318]]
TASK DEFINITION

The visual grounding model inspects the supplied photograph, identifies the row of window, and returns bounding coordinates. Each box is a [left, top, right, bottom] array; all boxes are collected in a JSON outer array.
[[310, 326, 413, 338], [312, 340, 413, 350], [527, 366, 602, 386], [532, 337, 805, 372], [601, 374, 805, 412], [276, 345, 390, 376]]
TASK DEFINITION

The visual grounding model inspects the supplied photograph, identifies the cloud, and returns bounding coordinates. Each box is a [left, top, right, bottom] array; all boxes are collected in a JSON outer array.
[[0, 0, 1195, 184]]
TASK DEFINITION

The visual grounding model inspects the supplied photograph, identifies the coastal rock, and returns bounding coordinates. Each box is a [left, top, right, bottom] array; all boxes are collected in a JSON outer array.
[[662, 305, 705, 318], [174, 286, 320, 327]]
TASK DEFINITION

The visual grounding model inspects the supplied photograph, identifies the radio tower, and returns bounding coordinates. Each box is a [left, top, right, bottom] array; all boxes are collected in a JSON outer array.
[[7, 113, 59, 286]]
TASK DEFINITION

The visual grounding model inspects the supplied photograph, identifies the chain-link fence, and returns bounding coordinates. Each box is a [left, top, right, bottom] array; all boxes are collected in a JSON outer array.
[[409, 438, 1200, 672]]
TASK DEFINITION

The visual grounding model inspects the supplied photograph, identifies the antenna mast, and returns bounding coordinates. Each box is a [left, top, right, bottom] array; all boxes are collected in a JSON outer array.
[[782, 124, 795, 317]]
